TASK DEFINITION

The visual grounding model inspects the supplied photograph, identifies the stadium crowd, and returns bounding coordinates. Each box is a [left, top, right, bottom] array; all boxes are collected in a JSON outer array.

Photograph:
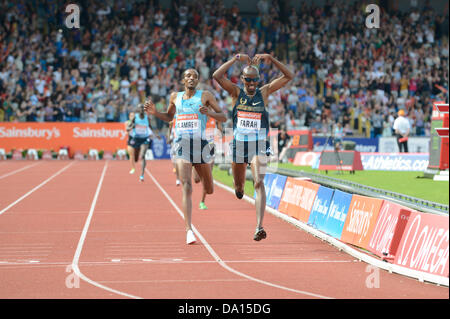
[[0, 0, 448, 138]]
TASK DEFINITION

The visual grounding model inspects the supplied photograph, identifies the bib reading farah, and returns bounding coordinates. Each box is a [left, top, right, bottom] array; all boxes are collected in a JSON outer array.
[[232, 88, 269, 142]]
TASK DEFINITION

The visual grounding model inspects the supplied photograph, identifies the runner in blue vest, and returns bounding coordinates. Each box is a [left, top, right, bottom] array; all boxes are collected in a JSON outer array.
[[213, 53, 294, 241], [144, 69, 226, 245], [125, 104, 155, 182]]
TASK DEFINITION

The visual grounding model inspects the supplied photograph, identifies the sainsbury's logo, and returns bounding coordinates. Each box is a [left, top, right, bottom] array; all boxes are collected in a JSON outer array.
[[0, 126, 60, 140], [73, 127, 127, 140]]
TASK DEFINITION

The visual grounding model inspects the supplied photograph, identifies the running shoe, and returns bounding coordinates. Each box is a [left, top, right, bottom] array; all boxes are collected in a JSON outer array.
[[253, 227, 267, 241], [176, 179, 181, 186], [129, 168, 135, 174], [199, 202, 208, 210], [186, 229, 196, 245], [140, 175, 144, 182], [235, 189, 244, 199]]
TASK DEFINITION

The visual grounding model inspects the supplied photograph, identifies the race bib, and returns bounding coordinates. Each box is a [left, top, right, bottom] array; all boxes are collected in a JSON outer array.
[[176, 113, 200, 134], [237, 111, 261, 133], [135, 124, 148, 136]]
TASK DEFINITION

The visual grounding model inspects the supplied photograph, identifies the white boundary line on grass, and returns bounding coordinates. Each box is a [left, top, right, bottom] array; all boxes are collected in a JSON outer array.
[[146, 168, 333, 299], [213, 180, 449, 287]]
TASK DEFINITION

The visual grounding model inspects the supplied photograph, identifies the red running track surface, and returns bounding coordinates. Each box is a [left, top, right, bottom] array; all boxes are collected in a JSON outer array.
[[0, 160, 447, 299]]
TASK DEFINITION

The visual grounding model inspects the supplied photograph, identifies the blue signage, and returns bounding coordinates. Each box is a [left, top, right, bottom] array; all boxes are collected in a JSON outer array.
[[151, 135, 171, 159], [360, 153, 429, 171], [266, 174, 287, 210], [255, 173, 287, 210], [321, 190, 353, 239], [307, 185, 334, 230], [255, 173, 275, 200], [313, 137, 378, 152]]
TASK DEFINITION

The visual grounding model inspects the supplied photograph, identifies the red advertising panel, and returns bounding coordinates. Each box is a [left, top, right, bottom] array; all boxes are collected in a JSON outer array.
[[278, 177, 320, 222], [367, 201, 412, 258], [0, 123, 128, 156], [340, 195, 384, 250], [293, 152, 319, 166], [394, 211, 449, 277]]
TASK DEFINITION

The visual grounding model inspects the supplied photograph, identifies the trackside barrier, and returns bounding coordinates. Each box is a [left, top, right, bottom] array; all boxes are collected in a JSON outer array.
[[394, 211, 449, 278], [307, 185, 334, 231], [340, 195, 384, 251], [224, 172, 449, 285], [315, 189, 353, 239], [253, 173, 288, 210], [368, 202, 412, 259], [278, 177, 320, 222]]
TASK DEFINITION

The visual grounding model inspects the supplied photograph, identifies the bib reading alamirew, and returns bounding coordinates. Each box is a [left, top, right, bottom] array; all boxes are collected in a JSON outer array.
[[174, 90, 206, 139], [176, 113, 200, 134]]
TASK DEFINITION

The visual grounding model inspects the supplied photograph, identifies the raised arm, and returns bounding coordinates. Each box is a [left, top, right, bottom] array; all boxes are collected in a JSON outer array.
[[252, 54, 294, 96], [144, 92, 176, 122], [212, 53, 251, 98]]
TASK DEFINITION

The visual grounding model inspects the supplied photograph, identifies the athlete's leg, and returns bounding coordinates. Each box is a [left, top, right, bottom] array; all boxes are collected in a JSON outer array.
[[232, 162, 247, 199], [192, 167, 201, 184], [250, 155, 267, 232], [193, 162, 214, 194], [200, 159, 215, 203], [127, 145, 136, 173], [170, 144, 181, 185], [177, 159, 195, 232], [139, 143, 149, 181], [192, 165, 208, 209]]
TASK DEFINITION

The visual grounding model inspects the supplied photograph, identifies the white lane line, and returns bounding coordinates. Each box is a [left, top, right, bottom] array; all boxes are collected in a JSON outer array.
[[71, 162, 142, 299], [0, 162, 74, 216], [0, 162, 41, 180], [98, 279, 249, 284], [146, 168, 334, 299]]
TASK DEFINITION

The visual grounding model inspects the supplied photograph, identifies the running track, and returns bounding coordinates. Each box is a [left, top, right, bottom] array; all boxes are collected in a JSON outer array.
[[0, 160, 447, 299]]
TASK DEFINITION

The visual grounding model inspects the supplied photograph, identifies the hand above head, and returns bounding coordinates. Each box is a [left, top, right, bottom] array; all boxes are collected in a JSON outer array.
[[252, 54, 272, 66], [235, 53, 251, 64]]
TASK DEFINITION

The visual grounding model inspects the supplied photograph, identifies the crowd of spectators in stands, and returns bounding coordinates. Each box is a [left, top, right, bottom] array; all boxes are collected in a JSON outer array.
[[0, 0, 448, 138]]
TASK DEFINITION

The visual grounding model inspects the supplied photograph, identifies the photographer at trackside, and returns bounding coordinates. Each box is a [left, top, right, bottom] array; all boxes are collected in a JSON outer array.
[[393, 109, 411, 153]]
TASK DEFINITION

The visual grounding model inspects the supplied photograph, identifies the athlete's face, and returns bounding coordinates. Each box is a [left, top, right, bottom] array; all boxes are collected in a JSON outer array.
[[183, 69, 199, 90], [138, 105, 145, 116], [241, 66, 260, 95]]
